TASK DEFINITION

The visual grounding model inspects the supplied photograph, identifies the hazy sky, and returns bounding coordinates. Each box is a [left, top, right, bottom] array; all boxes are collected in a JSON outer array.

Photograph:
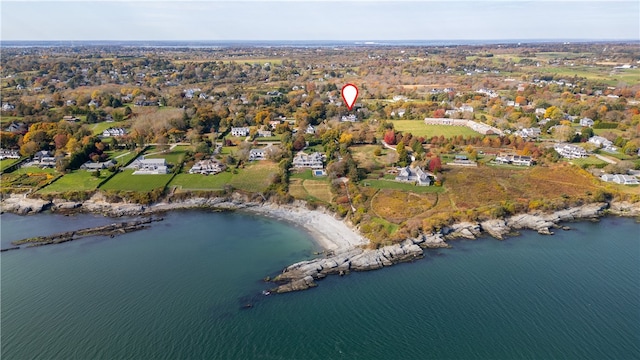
[[2, 1, 639, 41]]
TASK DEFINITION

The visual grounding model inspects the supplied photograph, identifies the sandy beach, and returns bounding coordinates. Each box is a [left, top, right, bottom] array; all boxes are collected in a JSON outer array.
[[243, 203, 369, 252]]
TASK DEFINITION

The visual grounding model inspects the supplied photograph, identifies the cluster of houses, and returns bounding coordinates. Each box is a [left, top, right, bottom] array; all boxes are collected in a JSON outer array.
[[394, 166, 435, 186], [128, 158, 168, 175], [0, 149, 20, 160], [495, 153, 534, 166], [102, 127, 127, 137], [341, 114, 358, 122], [554, 144, 588, 159], [188, 159, 226, 175], [588, 136, 617, 152]]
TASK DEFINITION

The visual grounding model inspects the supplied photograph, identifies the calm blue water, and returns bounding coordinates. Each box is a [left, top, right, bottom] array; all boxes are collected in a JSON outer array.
[[1, 212, 639, 359]]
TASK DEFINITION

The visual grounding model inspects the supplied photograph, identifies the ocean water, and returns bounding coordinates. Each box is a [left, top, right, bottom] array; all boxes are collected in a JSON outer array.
[[1, 212, 639, 360]]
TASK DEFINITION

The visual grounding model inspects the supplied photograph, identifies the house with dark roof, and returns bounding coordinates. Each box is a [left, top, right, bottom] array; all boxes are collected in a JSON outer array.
[[395, 166, 434, 186]]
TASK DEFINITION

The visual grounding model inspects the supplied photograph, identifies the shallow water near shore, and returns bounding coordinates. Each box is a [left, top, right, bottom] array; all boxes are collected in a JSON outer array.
[[1, 212, 639, 359]]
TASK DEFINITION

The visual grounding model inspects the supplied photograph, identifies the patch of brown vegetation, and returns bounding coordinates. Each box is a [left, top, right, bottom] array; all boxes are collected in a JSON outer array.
[[371, 189, 437, 223]]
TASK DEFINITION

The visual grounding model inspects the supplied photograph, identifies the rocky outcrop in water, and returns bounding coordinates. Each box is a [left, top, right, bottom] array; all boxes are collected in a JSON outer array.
[[272, 202, 611, 293], [1, 196, 52, 215]]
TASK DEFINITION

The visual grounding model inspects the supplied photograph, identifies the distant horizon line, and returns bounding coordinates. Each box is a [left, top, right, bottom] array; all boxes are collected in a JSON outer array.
[[2, 39, 639, 45]]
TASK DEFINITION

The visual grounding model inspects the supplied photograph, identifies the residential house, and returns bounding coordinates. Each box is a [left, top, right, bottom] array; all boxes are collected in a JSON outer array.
[[257, 130, 272, 138], [601, 174, 639, 185], [102, 127, 126, 137], [33, 150, 56, 167], [5, 122, 27, 133], [231, 127, 250, 137], [588, 136, 613, 148], [0, 149, 20, 160], [495, 153, 533, 166], [62, 115, 81, 122], [292, 152, 324, 169], [516, 128, 542, 139], [305, 125, 316, 134], [189, 159, 226, 175], [395, 166, 434, 186], [66, 99, 77, 106], [449, 155, 478, 167], [554, 143, 588, 159], [341, 114, 358, 122], [129, 158, 168, 175], [580, 117, 594, 127], [535, 108, 547, 116], [459, 105, 474, 113], [249, 147, 269, 161], [269, 120, 281, 129], [80, 160, 116, 171], [2, 103, 15, 111]]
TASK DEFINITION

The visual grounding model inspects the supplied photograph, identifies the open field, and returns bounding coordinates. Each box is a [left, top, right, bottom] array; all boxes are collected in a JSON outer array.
[[170, 172, 233, 190], [567, 156, 608, 168], [1, 167, 58, 190], [360, 179, 444, 194], [229, 162, 279, 192], [38, 170, 110, 193], [390, 120, 481, 138], [99, 170, 173, 191], [531, 66, 640, 86], [146, 146, 192, 165], [371, 190, 438, 223], [289, 178, 333, 203]]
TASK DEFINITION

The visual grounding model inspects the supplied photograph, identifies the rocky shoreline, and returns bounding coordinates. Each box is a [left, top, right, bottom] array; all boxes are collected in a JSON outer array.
[[2, 193, 639, 294]]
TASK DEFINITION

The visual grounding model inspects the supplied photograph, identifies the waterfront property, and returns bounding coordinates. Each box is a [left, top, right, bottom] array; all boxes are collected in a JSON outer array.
[[80, 160, 116, 171], [188, 159, 226, 175], [601, 174, 640, 185], [395, 166, 434, 186], [128, 158, 169, 175]]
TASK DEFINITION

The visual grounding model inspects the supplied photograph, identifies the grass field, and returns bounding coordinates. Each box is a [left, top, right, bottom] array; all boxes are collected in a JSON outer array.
[[38, 170, 110, 193], [99, 170, 173, 191], [370, 190, 439, 223], [0, 158, 23, 172], [531, 66, 640, 86], [567, 156, 608, 168], [169, 172, 233, 190], [229, 162, 279, 192], [360, 179, 444, 194], [146, 146, 191, 165], [1, 167, 58, 190], [390, 120, 481, 138]]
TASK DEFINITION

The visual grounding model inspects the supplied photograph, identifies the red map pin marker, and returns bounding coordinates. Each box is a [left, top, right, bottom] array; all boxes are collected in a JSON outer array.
[[341, 84, 359, 111]]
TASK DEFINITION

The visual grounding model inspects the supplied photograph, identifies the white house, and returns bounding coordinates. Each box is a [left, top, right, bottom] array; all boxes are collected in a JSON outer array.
[[554, 143, 588, 159], [516, 128, 542, 139], [231, 127, 250, 137], [129, 158, 168, 175], [292, 152, 324, 169], [495, 153, 533, 166], [588, 136, 613, 148], [0, 149, 20, 160], [305, 125, 316, 134], [189, 159, 226, 175], [102, 127, 126, 137], [257, 130, 272, 138], [341, 114, 357, 122], [459, 105, 474, 113], [2, 103, 15, 111], [580, 117, 594, 127], [395, 166, 434, 186], [601, 174, 639, 185]]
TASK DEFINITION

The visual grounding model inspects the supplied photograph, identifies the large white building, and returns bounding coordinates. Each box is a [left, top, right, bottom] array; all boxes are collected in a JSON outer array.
[[231, 127, 250, 137], [554, 143, 588, 159], [129, 158, 168, 175], [292, 152, 324, 169]]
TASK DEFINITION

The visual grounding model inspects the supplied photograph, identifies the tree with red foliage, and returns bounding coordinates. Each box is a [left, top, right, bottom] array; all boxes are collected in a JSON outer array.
[[383, 130, 396, 145], [433, 109, 445, 118], [428, 156, 442, 173]]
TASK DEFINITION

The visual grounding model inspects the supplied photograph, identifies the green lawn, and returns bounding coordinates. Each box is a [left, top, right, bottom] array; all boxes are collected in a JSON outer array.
[[360, 179, 444, 193], [532, 66, 640, 86], [0, 158, 23, 172], [229, 162, 279, 192], [169, 172, 233, 190], [38, 170, 109, 193], [390, 120, 481, 138], [290, 169, 316, 180], [99, 169, 173, 191], [146, 147, 190, 165]]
